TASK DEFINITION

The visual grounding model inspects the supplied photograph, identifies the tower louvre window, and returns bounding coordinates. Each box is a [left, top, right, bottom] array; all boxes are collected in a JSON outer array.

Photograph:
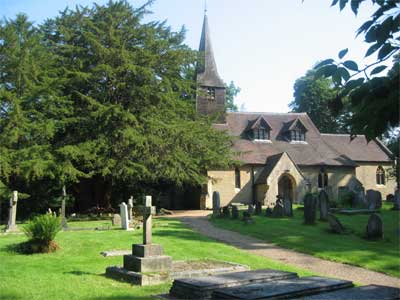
[[206, 87, 216, 101]]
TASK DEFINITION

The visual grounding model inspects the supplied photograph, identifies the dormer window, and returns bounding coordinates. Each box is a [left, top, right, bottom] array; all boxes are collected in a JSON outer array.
[[206, 87, 215, 101], [254, 127, 270, 140], [290, 130, 306, 141]]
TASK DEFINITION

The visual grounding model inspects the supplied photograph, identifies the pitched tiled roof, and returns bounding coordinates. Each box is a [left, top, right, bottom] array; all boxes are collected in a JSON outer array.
[[321, 134, 392, 163], [214, 112, 392, 166]]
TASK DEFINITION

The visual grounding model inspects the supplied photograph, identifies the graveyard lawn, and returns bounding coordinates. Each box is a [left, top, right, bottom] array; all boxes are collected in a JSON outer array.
[[211, 203, 400, 278], [0, 219, 313, 300]]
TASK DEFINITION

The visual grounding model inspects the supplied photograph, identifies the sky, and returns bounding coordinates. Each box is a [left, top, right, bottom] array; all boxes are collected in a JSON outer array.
[[1, 0, 378, 113]]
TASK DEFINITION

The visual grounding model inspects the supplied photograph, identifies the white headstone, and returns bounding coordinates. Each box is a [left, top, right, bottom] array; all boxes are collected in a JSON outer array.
[[119, 202, 130, 230]]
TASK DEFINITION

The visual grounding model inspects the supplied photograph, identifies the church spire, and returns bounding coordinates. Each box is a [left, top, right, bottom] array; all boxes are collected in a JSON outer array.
[[197, 13, 224, 88]]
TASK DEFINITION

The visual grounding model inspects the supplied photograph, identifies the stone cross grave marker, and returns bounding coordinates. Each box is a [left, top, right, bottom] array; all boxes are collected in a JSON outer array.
[[212, 191, 220, 217], [6, 191, 18, 232], [318, 190, 329, 221], [127, 196, 133, 221], [61, 185, 68, 229], [366, 213, 383, 239], [143, 195, 152, 244], [119, 202, 130, 230]]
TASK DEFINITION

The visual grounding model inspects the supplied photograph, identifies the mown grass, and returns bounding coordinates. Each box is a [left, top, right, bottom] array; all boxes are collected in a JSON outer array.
[[211, 203, 400, 277], [0, 218, 313, 300]]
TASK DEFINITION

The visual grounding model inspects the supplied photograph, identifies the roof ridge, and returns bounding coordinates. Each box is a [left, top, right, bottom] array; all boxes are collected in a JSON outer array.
[[228, 112, 307, 115]]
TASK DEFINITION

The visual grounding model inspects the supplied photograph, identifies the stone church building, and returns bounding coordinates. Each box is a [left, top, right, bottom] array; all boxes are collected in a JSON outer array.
[[194, 14, 395, 209]]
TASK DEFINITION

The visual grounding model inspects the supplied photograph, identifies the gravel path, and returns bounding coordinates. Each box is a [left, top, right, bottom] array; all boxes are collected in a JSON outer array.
[[170, 212, 400, 288]]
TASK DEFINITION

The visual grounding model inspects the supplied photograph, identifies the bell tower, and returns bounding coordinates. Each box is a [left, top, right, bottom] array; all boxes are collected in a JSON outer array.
[[196, 12, 226, 123]]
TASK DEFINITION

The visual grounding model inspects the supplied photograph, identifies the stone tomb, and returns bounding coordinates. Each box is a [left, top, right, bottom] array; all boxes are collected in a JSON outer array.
[[301, 284, 400, 300], [106, 195, 172, 285], [211, 276, 353, 299], [169, 269, 298, 300]]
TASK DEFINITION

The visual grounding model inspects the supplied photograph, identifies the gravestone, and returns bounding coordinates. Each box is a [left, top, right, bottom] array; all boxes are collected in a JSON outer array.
[[386, 194, 394, 202], [119, 202, 131, 230], [366, 189, 382, 210], [347, 177, 366, 207], [127, 196, 133, 221], [222, 206, 230, 218], [61, 185, 68, 229], [212, 191, 220, 217], [327, 213, 345, 234], [112, 214, 121, 226], [393, 190, 399, 211], [247, 204, 255, 215], [318, 190, 329, 221], [283, 197, 293, 217], [242, 211, 253, 224], [231, 205, 239, 219], [5, 191, 18, 232], [272, 197, 284, 217], [366, 213, 383, 239], [255, 201, 262, 215], [265, 207, 273, 216], [304, 193, 316, 225]]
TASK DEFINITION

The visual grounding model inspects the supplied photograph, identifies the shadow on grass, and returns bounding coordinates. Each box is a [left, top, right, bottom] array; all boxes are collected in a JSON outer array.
[[64, 270, 98, 276], [88, 296, 154, 300]]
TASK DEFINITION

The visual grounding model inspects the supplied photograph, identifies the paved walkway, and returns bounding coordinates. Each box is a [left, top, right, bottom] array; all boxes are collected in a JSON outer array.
[[165, 210, 400, 288]]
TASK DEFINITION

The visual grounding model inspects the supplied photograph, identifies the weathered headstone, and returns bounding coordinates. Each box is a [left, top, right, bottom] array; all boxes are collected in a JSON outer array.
[[283, 197, 293, 217], [212, 191, 220, 217], [272, 197, 284, 217], [232, 205, 239, 219], [366, 189, 382, 210], [247, 204, 255, 215], [5, 191, 18, 232], [304, 193, 316, 225], [127, 196, 133, 221], [327, 213, 345, 234], [119, 202, 130, 230], [61, 185, 68, 229], [386, 194, 394, 202], [318, 190, 329, 221], [242, 211, 253, 224], [366, 213, 383, 239], [112, 214, 121, 226], [393, 190, 399, 211], [265, 207, 273, 216], [222, 206, 230, 218], [255, 201, 262, 215]]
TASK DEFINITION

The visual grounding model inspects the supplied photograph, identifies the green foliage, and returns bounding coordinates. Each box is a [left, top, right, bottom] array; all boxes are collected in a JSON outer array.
[[290, 68, 350, 133], [0, 1, 234, 212], [225, 81, 241, 112], [23, 214, 61, 244], [314, 0, 399, 139]]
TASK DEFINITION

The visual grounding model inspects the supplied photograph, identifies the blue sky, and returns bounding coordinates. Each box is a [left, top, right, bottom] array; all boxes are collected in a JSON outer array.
[[2, 0, 377, 112]]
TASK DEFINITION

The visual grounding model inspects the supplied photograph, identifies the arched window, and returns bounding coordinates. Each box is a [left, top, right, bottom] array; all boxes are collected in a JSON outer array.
[[318, 169, 328, 188], [235, 168, 241, 189], [376, 166, 385, 185]]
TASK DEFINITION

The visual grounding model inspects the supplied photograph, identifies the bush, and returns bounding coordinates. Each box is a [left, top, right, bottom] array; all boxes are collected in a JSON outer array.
[[23, 214, 61, 253]]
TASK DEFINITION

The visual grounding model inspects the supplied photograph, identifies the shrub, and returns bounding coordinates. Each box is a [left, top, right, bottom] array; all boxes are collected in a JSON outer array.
[[23, 214, 61, 253]]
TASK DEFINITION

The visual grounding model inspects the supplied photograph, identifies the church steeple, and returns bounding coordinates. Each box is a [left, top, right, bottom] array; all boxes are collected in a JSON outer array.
[[196, 13, 226, 122]]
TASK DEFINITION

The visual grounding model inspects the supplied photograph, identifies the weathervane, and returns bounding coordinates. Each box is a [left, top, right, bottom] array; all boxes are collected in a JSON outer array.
[[204, 0, 207, 15]]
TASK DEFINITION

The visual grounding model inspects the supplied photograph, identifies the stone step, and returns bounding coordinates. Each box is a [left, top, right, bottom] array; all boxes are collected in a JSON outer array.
[[299, 284, 400, 300], [211, 276, 353, 299], [169, 269, 298, 300]]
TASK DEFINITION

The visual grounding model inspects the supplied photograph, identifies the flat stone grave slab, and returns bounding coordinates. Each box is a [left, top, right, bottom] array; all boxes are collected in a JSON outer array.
[[211, 276, 353, 299], [169, 269, 298, 299], [299, 284, 400, 300], [337, 209, 379, 215], [101, 250, 131, 257], [106, 260, 248, 286]]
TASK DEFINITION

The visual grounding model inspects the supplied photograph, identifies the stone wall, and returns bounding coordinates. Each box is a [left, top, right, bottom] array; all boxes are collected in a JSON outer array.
[[355, 162, 395, 199]]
